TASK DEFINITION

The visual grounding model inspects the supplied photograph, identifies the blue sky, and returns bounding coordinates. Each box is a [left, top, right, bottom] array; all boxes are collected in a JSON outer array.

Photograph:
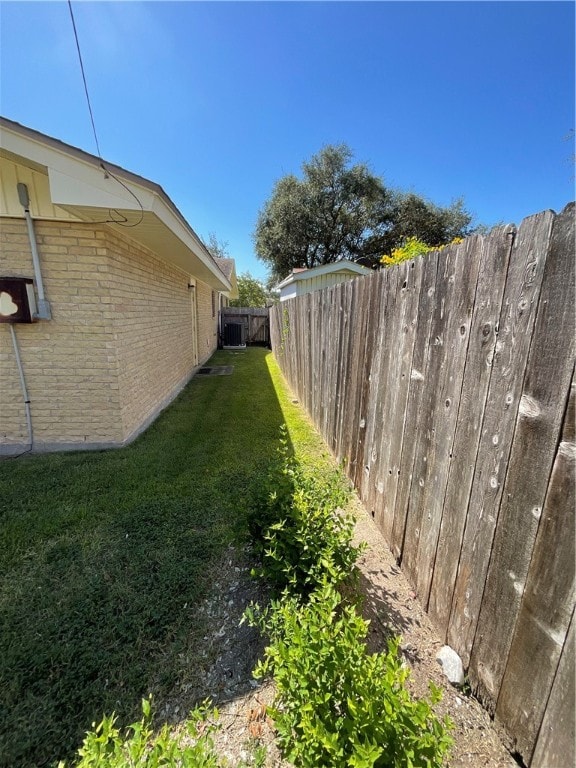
[[1, 1, 574, 282]]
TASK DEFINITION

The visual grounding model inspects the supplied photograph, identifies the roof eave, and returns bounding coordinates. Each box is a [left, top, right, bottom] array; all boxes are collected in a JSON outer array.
[[0, 116, 230, 292]]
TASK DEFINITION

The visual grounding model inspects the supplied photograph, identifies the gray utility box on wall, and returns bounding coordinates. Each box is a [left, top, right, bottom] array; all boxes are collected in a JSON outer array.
[[0, 277, 38, 323]]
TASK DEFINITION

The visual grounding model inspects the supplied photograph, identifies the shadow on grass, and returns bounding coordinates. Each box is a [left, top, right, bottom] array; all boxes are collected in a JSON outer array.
[[0, 349, 291, 768]]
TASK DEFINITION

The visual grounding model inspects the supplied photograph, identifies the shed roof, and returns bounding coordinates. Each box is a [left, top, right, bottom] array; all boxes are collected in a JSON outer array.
[[276, 260, 372, 290], [0, 117, 231, 292]]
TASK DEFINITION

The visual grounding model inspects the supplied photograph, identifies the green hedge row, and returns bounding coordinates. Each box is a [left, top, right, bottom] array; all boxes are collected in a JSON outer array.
[[245, 427, 453, 768]]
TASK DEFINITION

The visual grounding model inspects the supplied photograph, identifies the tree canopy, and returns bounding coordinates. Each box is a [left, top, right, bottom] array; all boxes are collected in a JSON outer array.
[[230, 272, 270, 308], [379, 193, 472, 257], [202, 233, 273, 307], [254, 145, 475, 282], [203, 232, 231, 261]]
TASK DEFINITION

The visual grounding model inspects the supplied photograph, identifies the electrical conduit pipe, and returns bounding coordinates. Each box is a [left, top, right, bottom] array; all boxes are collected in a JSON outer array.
[[17, 182, 51, 320], [8, 323, 33, 452]]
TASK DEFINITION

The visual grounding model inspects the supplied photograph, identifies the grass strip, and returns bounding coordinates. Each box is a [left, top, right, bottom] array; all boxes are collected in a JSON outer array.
[[0, 349, 333, 768]]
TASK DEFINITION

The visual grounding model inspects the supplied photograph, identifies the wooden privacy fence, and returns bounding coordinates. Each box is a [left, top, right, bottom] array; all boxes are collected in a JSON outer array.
[[219, 307, 270, 346], [270, 204, 575, 768]]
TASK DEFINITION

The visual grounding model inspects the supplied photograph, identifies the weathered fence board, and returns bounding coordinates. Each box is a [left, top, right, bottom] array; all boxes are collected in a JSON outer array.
[[369, 260, 422, 544], [324, 288, 339, 450], [428, 226, 515, 633], [328, 286, 345, 455], [447, 210, 555, 668], [391, 250, 439, 560], [362, 270, 401, 527], [352, 276, 382, 489], [360, 269, 394, 520], [531, 610, 575, 768], [269, 204, 575, 766], [410, 237, 481, 606], [336, 281, 356, 464], [348, 280, 371, 477], [469, 202, 576, 709], [493, 371, 575, 762], [345, 278, 370, 484]]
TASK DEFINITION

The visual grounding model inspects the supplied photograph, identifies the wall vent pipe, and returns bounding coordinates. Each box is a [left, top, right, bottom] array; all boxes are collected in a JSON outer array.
[[17, 182, 51, 320]]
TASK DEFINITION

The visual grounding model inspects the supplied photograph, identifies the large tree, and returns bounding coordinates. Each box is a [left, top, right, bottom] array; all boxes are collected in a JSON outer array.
[[230, 272, 270, 308], [202, 232, 230, 260], [254, 145, 395, 282], [254, 145, 474, 281], [378, 193, 473, 256]]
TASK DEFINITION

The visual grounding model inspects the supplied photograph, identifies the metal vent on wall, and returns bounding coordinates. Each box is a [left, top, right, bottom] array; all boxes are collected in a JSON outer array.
[[0, 277, 37, 323]]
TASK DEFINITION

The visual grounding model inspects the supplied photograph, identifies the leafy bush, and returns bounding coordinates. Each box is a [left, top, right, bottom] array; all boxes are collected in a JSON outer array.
[[246, 585, 453, 768], [381, 237, 433, 266], [58, 698, 220, 768], [380, 236, 464, 267], [249, 426, 362, 595], [248, 425, 298, 543], [245, 428, 453, 767]]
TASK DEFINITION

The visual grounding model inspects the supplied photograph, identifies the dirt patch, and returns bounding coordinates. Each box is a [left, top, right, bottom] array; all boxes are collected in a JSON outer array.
[[167, 507, 518, 767], [352, 503, 518, 767], [164, 544, 289, 766]]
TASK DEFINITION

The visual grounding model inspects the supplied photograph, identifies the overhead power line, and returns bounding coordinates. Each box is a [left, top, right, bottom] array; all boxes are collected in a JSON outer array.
[[67, 0, 103, 161], [66, 0, 144, 228]]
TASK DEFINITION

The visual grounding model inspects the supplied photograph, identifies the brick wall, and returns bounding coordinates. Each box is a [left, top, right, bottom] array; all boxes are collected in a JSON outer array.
[[105, 228, 198, 441], [0, 218, 122, 451], [0, 217, 218, 452], [195, 280, 219, 363]]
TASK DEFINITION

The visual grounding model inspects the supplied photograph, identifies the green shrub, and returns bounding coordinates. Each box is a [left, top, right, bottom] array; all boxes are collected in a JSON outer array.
[[58, 698, 220, 768], [246, 585, 453, 768], [248, 425, 298, 543], [249, 427, 361, 595], [245, 426, 453, 767], [380, 236, 464, 267], [381, 236, 432, 266]]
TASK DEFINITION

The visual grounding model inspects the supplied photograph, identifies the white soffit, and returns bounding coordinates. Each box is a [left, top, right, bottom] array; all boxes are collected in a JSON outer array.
[[0, 119, 230, 292], [48, 167, 150, 211]]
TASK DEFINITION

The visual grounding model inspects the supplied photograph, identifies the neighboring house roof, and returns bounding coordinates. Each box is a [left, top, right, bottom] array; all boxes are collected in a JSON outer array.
[[276, 260, 372, 290], [0, 116, 231, 292], [214, 257, 234, 281], [214, 257, 239, 300]]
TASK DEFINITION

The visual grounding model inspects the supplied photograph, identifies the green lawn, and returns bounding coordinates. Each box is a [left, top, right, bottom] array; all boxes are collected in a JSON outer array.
[[0, 349, 334, 768]]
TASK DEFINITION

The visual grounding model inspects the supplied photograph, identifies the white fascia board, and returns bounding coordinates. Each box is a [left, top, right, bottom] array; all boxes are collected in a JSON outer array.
[[48, 166, 152, 210], [50, 168, 229, 291], [277, 261, 370, 289], [295, 262, 370, 281], [276, 272, 298, 290], [2, 125, 154, 211], [1, 122, 230, 292], [1, 127, 54, 168], [150, 194, 230, 291], [280, 283, 298, 301]]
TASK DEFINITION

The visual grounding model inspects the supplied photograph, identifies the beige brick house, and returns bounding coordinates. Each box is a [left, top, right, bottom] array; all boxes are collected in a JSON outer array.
[[0, 117, 238, 454]]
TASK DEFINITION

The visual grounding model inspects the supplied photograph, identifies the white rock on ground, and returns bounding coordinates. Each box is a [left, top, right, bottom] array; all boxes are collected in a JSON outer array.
[[435, 645, 465, 686]]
